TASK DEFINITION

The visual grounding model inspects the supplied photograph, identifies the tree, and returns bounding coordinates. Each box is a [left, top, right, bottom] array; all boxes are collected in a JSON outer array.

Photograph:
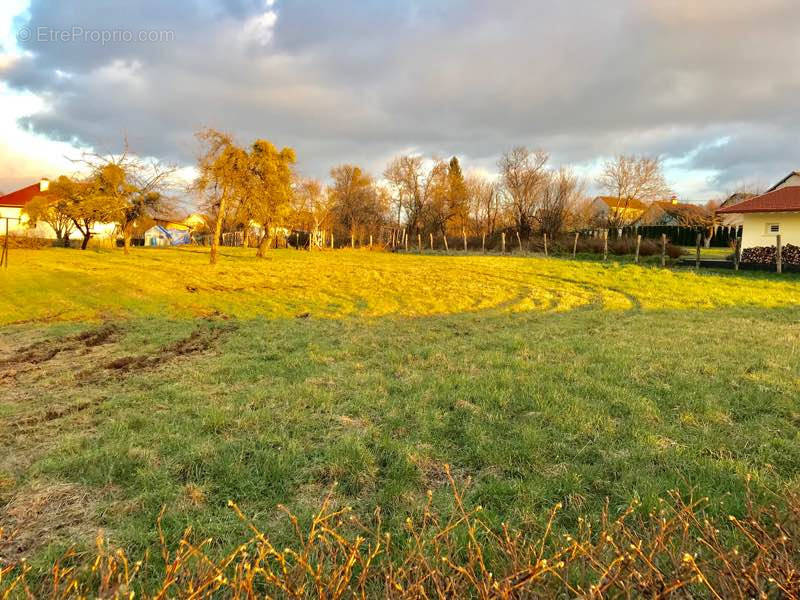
[[498, 147, 549, 236], [465, 173, 500, 236], [23, 189, 74, 246], [678, 203, 719, 248], [193, 129, 249, 265], [596, 155, 670, 229], [72, 144, 176, 254], [536, 168, 584, 237], [293, 178, 331, 248], [243, 139, 296, 257], [422, 159, 451, 237], [383, 155, 427, 234], [446, 157, 468, 235], [329, 165, 385, 246], [45, 175, 122, 250]]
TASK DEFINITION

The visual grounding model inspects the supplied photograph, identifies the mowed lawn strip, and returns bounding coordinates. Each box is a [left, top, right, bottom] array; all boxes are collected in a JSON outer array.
[[1, 247, 799, 578]]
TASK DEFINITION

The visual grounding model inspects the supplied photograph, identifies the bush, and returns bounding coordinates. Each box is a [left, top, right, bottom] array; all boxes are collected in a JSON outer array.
[[567, 235, 682, 259], [0, 234, 50, 249]]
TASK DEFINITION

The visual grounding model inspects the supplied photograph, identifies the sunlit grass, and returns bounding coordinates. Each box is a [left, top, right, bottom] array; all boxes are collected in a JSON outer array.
[[1, 246, 798, 324], [1, 246, 800, 588]]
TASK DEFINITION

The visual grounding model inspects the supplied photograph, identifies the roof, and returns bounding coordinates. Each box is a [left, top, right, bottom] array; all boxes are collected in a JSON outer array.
[[0, 183, 46, 207], [719, 192, 756, 208], [767, 171, 800, 192], [594, 196, 648, 210], [651, 200, 701, 212], [717, 187, 800, 214]]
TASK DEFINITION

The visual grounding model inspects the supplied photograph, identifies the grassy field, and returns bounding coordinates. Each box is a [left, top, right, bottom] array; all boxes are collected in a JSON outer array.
[[1, 246, 800, 582]]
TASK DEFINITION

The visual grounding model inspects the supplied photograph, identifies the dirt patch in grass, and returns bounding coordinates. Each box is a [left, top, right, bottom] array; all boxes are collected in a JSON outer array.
[[104, 324, 234, 374], [0, 481, 99, 562], [0, 324, 119, 381]]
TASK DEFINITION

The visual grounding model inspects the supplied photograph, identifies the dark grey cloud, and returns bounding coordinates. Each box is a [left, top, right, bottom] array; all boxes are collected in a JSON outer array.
[[3, 0, 799, 196]]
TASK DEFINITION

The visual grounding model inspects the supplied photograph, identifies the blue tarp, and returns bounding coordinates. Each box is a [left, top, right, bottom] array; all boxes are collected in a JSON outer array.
[[149, 225, 191, 246]]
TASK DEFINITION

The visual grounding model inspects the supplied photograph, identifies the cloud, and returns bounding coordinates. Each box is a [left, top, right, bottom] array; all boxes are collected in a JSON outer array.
[[1, 0, 799, 200]]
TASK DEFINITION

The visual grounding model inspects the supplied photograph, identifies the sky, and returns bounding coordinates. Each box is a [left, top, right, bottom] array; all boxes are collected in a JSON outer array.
[[0, 0, 798, 202]]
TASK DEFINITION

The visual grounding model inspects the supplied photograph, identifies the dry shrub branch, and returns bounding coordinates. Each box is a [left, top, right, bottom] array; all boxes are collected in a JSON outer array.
[[1, 470, 798, 598]]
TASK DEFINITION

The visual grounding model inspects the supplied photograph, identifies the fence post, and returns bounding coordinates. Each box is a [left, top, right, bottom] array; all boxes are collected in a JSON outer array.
[[573, 232, 579, 258], [734, 237, 741, 271], [501, 232, 506, 253], [635, 234, 641, 264], [463, 228, 467, 252], [482, 232, 486, 253], [418, 233, 421, 253], [695, 232, 701, 270], [660, 233, 666, 267], [543, 233, 548, 257], [777, 234, 782, 274], [603, 230, 608, 261]]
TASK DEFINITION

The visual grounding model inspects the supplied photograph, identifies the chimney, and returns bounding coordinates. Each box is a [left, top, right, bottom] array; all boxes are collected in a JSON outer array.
[[39, 178, 50, 192]]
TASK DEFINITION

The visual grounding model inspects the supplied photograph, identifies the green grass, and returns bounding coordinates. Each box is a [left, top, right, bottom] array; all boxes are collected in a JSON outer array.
[[678, 246, 734, 260], [1, 246, 800, 579]]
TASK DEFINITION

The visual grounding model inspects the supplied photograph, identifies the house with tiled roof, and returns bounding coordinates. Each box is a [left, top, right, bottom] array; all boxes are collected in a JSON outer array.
[[717, 192, 757, 227], [717, 172, 800, 249], [0, 179, 54, 237], [589, 196, 648, 226], [640, 197, 707, 226]]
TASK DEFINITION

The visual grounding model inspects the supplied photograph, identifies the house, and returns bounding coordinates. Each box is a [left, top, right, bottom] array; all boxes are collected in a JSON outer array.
[[717, 192, 756, 227], [0, 179, 54, 237], [143, 223, 192, 247], [0, 179, 117, 242], [640, 198, 707, 226], [183, 213, 208, 231], [767, 171, 800, 192], [590, 196, 648, 226], [717, 173, 800, 249]]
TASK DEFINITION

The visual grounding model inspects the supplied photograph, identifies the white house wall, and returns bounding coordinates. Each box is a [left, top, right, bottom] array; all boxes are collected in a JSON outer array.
[[741, 212, 800, 249], [0, 205, 117, 241]]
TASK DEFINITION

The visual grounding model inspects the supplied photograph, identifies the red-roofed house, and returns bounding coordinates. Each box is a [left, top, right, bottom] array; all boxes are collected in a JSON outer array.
[[717, 172, 800, 249], [0, 179, 53, 237], [0, 179, 118, 242]]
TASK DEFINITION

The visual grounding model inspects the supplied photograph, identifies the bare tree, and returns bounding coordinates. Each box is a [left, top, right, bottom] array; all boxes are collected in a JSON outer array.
[[498, 147, 549, 236], [383, 155, 427, 233], [596, 155, 670, 229], [536, 168, 584, 237], [465, 173, 500, 236], [293, 178, 331, 248]]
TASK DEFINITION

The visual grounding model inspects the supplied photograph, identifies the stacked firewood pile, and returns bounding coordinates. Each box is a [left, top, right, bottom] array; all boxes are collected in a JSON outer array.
[[741, 243, 800, 265]]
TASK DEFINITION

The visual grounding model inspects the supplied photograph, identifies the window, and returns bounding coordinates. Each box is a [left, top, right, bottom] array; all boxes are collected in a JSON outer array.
[[766, 223, 780, 234]]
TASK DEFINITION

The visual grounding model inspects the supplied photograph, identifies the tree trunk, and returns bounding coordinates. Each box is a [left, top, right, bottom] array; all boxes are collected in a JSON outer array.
[[81, 232, 91, 250], [257, 234, 269, 258], [123, 229, 132, 255], [210, 197, 227, 265]]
